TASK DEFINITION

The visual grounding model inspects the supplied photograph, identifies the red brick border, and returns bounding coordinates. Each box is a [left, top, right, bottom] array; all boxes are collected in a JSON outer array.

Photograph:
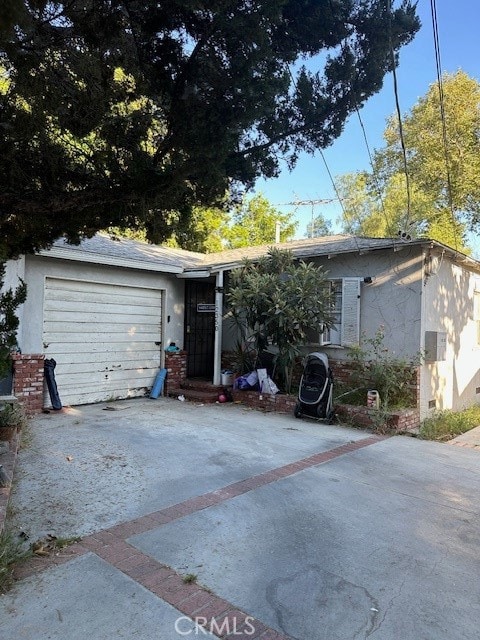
[[0, 430, 21, 535], [12, 433, 388, 639]]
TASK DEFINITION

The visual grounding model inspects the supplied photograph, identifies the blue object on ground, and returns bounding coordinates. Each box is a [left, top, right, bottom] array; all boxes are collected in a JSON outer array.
[[150, 368, 167, 399]]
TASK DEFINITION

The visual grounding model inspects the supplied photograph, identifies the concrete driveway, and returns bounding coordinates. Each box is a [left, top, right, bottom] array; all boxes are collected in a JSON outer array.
[[1, 398, 479, 640]]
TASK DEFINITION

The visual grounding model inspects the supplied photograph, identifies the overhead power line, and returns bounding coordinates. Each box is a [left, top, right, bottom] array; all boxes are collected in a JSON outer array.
[[387, 0, 412, 234], [430, 0, 458, 251]]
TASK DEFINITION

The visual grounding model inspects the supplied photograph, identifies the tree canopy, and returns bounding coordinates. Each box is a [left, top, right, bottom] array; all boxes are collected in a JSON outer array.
[[338, 71, 480, 252], [0, 0, 419, 260], [110, 193, 297, 252], [305, 212, 333, 238], [224, 193, 297, 249]]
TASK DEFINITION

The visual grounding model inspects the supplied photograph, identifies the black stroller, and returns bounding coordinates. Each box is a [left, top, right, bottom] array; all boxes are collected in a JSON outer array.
[[294, 352, 335, 422]]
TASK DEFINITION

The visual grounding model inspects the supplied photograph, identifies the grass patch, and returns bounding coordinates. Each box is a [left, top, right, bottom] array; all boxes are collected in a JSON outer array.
[[182, 573, 197, 584], [0, 530, 32, 594], [0, 531, 82, 593], [419, 406, 480, 441]]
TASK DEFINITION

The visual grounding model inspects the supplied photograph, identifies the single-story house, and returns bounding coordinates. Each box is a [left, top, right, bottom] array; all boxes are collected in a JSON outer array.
[[3, 233, 480, 420]]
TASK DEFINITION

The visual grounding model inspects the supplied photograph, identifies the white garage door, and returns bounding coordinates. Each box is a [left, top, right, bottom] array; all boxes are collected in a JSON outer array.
[[43, 277, 163, 406]]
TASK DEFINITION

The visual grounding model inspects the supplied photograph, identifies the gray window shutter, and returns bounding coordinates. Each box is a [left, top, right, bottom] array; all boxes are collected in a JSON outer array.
[[341, 278, 360, 346]]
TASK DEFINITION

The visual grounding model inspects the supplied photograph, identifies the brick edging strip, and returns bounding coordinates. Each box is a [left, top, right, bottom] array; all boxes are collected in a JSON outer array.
[[0, 429, 21, 536], [13, 434, 388, 639]]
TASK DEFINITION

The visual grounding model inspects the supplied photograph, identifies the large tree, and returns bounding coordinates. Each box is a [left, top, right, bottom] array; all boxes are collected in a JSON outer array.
[[339, 71, 480, 251], [110, 193, 296, 252], [305, 212, 333, 238], [0, 1, 419, 260], [225, 193, 297, 248]]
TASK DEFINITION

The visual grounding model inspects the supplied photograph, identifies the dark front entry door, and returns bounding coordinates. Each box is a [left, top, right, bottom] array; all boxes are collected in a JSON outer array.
[[184, 281, 216, 378]]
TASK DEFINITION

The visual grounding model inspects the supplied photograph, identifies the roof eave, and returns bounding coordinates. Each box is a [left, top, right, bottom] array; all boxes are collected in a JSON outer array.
[[38, 246, 184, 274]]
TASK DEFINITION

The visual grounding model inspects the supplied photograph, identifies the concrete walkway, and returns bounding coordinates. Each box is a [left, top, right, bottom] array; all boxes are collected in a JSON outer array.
[[448, 424, 480, 450], [1, 398, 479, 640]]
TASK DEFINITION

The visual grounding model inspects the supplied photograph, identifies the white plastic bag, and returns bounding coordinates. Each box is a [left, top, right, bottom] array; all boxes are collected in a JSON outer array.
[[257, 368, 279, 395]]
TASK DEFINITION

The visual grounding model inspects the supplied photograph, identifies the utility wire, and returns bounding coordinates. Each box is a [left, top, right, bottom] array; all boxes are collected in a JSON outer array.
[[318, 149, 362, 252], [353, 105, 394, 241], [326, 0, 395, 243], [286, 63, 362, 250], [430, 0, 458, 251], [387, 0, 412, 233]]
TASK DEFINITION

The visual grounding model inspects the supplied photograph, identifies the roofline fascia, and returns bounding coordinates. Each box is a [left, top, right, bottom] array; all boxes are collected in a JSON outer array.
[[38, 246, 184, 274], [176, 270, 212, 279], [202, 239, 480, 273], [425, 241, 480, 274]]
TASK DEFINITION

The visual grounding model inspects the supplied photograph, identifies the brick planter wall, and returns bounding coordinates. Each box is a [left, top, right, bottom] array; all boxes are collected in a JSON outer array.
[[333, 404, 420, 432], [231, 390, 420, 432], [11, 354, 45, 414], [222, 352, 420, 409], [328, 358, 420, 410], [165, 351, 187, 393], [231, 389, 297, 413]]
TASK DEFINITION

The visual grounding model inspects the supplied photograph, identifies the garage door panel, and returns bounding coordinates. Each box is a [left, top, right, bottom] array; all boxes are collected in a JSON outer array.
[[44, 351, 159, 367], [45, 278, 158, 296], [45, 308, 158, 329], [44, 321, 160, 336], [56, 369, 157, 388], [44, 340, 160, 353], [52, 384, 152, 407], [43, 277, 163, 406], [53, 359, 161, 376], [44, 299, 162, 317]]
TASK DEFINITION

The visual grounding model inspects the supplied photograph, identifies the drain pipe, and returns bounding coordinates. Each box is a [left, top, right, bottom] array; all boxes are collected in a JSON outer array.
[[213, 270, 224, 385]]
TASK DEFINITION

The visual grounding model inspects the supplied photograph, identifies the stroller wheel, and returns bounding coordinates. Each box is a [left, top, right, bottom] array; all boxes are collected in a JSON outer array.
[[294, 402, 302, 419], [316, 404, 325, 418], [326, 409, 336, 424]]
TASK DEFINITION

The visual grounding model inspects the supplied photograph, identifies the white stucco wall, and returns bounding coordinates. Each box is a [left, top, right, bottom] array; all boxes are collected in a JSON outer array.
[[313, 245, 424, 361], [421, 248, 480, 416], [17, 255, 185, 357], [221, 246, 425, 365]]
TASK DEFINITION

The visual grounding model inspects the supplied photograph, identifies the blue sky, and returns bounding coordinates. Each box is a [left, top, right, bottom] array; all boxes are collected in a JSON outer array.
[[254, 0, 480, 241]]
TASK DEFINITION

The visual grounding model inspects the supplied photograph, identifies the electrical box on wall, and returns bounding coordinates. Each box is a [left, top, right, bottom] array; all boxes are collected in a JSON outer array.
[[424, 331, 447, 363]]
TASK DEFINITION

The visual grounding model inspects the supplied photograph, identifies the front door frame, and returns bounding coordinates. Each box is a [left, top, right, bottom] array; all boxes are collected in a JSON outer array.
[[184, 279, 216, 378]]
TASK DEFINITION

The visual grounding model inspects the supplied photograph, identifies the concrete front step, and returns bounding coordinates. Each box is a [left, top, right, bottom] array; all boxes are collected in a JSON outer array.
[[180, 378, 224, 391], [166, 387, 220, 403]]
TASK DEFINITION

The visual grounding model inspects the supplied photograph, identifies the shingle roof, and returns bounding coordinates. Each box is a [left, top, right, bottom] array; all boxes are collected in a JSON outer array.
[[46, 233, 206, 270], [41, 232, 480, 275], [201, 235, 402, 269]]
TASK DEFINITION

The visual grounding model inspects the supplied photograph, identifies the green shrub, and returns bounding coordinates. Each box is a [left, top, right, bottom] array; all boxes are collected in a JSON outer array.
[[0, 260, 27, 380], [346, 327, 420, 410], [419, 406, 480, 441], [0, 403, 28, 430], [0, 531, 31, 594]]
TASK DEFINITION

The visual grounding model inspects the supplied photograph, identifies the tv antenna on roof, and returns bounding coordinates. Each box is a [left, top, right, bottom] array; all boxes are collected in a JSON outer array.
[[279, 197, 336, 238]]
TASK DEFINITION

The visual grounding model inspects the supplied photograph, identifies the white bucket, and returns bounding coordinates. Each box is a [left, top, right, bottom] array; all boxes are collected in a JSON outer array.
[[221, 371, 234, 386], [367, 389, 380, 409]]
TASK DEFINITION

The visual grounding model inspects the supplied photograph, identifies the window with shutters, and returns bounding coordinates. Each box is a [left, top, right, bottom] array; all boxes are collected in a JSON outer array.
[[319, 278, 361, 347]]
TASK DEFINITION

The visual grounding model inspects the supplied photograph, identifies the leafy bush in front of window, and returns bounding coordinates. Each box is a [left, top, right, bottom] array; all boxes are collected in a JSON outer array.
[[226, 248, 334, 393], [346, 327, 421, 409]]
